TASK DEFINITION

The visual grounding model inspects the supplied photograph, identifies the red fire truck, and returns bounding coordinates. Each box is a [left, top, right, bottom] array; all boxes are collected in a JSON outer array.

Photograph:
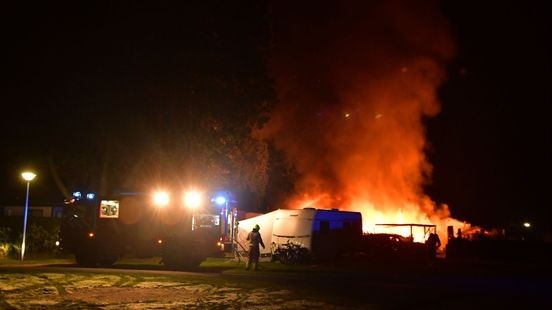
[[59, 190, 226, 269]]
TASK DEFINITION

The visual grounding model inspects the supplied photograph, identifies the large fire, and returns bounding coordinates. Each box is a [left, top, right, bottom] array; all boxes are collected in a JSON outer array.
[[291, 193, 471, 243], [261, 1, 473, 244]]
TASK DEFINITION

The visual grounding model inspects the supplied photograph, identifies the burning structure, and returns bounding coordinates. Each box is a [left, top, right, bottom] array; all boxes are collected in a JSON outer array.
[[260, 1, 471, 242]]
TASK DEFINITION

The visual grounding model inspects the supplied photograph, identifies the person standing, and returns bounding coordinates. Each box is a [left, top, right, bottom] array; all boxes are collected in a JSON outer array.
[[425, 233, 441, 259], [246, 224, 265, 270]]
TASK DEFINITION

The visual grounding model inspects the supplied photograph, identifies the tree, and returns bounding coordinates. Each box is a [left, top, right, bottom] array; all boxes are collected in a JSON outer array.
[[40, 2, 277, 207]]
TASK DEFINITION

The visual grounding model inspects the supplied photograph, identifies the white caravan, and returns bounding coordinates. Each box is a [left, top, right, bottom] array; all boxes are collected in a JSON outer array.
[[235, 208, 362, 262]]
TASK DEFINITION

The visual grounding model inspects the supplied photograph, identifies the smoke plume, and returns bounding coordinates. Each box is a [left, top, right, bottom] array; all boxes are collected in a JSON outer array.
[[262, 0, 467, 239]]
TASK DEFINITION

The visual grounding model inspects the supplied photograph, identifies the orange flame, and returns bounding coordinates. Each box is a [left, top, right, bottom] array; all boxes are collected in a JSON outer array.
[[261, 1, 473, 244]]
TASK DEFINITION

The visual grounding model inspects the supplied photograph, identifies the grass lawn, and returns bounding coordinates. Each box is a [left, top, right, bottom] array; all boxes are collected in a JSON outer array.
[[0, 257, 74, 266], [0, 255, 326, 273]]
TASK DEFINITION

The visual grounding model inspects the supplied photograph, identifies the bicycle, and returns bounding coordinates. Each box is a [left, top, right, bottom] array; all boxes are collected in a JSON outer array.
[[272, 239, 310, 264]]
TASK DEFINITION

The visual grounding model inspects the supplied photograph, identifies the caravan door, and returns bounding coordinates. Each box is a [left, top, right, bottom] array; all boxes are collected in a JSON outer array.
[[272, 209, 316, 251]]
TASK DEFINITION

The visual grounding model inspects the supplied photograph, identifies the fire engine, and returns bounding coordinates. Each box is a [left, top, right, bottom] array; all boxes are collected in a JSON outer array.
[[59, 189, 230, 268]]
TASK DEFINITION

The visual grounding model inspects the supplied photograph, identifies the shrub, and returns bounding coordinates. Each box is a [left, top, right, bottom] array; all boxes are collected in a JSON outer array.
[[0, 218, 61, 258]]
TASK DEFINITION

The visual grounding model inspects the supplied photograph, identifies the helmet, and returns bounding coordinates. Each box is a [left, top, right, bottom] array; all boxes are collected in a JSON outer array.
[[254, 224, 260, 231]]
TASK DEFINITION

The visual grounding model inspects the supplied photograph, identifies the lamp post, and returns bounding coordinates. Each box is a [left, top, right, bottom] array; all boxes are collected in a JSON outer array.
[[21, 171, 36, 261]]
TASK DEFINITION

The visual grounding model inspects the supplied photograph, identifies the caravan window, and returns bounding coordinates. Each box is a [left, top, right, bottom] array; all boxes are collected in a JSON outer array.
[[320, 221, 329, 233]]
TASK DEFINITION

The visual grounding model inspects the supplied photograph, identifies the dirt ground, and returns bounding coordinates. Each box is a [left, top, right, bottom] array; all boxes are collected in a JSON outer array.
[[0, 271, 342, 309]]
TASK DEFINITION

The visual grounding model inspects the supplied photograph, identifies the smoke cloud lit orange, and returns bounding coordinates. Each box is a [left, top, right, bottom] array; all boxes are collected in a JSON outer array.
[[262, 1, 470, 242]]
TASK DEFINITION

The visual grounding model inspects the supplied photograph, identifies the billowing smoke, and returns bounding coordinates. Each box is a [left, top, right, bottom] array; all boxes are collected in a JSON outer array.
[[261, 0, 468, 240]]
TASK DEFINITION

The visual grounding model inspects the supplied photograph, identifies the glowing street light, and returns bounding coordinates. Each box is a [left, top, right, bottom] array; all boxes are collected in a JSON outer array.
[[523, 222, 531, 228], [20, 171, 36, 261]]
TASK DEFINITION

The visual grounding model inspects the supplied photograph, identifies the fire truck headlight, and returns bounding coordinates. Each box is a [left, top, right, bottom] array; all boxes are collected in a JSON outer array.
[[153, 191, 170, 207], [183, 190, 202, 209]]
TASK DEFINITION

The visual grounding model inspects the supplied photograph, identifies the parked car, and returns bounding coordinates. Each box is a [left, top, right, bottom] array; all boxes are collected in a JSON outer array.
[[361, 233, 427, 260]]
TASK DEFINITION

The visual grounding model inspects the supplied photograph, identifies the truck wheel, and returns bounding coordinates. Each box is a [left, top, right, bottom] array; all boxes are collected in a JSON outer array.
[[75, 251, 98, 267], [99, 256, 118, 267], [162, 253, 204, 270]]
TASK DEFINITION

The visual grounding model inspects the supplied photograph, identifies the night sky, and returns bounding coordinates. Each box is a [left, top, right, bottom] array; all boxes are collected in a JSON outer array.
[[429, 1, 551, 229], [1, 1, 550, 231]]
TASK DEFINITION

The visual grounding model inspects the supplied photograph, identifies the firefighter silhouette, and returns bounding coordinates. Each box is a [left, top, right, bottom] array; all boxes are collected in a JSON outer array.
[[246, 224, 265, 270], [425, 233, 441, 258]]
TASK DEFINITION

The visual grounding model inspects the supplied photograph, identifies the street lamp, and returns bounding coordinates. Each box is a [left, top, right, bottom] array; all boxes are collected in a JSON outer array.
[[21, 171, 36, 261]]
